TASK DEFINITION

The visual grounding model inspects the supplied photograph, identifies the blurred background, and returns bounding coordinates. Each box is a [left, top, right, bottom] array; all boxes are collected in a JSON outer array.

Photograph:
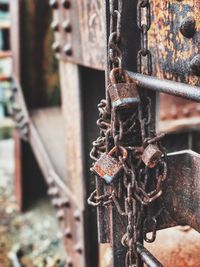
[[0, 1, 66, 266], [0, 1, 200, 267]]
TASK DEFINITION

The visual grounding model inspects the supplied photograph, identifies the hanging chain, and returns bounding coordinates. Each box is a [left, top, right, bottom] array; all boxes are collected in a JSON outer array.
[[108, 0, 123, 71], [88, 1, 167, 266], [137, 0, 152, 75]]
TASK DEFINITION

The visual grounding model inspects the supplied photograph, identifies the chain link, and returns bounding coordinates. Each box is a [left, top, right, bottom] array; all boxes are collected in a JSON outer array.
[[137, 0, 152, 75], [108, 0, 123, 70]]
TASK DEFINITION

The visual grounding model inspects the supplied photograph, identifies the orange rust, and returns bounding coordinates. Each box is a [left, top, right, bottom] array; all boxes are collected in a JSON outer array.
[[145, 227, 200, 267], [149, 0, 200, 86]]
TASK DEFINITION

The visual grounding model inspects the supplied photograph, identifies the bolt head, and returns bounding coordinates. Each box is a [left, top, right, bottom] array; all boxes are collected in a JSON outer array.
[[63, 44, 72, 56], [62, 0, 71, 9], [47, 176, 54, 186], [51, 198, 59, 208], [61, 197, 70, 207], [73, 210, 81, 221], [51, 21, 59, 32], [47, 186, 59, 197], [190, 55, 200, 77], [62, 20, 71, 32], [64, 228, 72, 238], [74, 243, 83, 254], [49, 0, 58, 9], [52, 42, 60, 53], [180, 17, 196, 38], [67, 259, 73, 267], [56, 210, 65, 221]]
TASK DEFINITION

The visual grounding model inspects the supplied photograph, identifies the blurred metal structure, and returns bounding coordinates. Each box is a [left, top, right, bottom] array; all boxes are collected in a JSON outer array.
[[9, 0, 200, 267]]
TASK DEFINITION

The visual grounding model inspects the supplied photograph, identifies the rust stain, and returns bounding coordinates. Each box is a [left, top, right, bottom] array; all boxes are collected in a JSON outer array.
[[145, 227, 200, 267], [149, 0, 200, 86]]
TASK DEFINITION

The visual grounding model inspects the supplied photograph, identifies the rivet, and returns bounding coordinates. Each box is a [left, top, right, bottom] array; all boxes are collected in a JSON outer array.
[[180, 17, 196, 38], [49, 0, 58, 9], [62, 0, 71, 9], [60, 197, 70, 208], [12, 87, 18, 93], [183, 107, 190, 117], [171, 107, 177, 119], [56, 210, 65, 221], [52, 42, 60, 53], [74, 243, 83, 254], [197, 105, 200, 113], [47, 176, 54, 186], [62, 20, 72, 33], [73, 210, 81, 221], [51, 21, 59, 32], [190, 55, 200, 77], [47, 187, 59, 197], [63, 44, 72, 56], [64, 228, 72, 238], [67, 259, 73, 267], [51, 198, 59, 208]]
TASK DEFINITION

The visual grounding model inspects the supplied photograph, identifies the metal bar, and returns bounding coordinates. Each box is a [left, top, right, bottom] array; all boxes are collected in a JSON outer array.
[[127, 71, 200, 102], [136, 243, 163, 267]]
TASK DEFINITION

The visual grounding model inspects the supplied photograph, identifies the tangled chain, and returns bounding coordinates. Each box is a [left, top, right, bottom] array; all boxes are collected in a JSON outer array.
[[88, 0, 167, 266]]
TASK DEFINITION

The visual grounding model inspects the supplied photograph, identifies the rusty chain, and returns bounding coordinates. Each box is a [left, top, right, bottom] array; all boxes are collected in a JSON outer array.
[[88, 0, 167, 266]]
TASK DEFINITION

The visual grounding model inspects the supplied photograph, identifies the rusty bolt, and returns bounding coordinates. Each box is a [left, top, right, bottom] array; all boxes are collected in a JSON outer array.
[[52, 42, 60, 53], [180, 17, 196, 38], [190, 55, 200, 77], [51, 21, 59, 32], [56, 210, 65, 221], [63, 44, 72, 56], [73, 210, 81, 221], [62, 0, 71, 9], [62, 20, 72, 33], [141, 144, 162, 168], [49, 0, 58, 9], [74, 243, 83, 254], [65, 228, 72, 238]]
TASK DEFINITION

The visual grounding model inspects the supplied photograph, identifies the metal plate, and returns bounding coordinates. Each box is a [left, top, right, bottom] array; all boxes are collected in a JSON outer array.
[[51, 0, 105, 70]]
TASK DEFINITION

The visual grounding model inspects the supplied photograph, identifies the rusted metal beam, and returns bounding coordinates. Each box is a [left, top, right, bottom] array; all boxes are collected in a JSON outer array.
[[148, 149, 200, 233], [127, 71, 200, 102], [149, 0, 200, 86], [164, 149, 200, 232]]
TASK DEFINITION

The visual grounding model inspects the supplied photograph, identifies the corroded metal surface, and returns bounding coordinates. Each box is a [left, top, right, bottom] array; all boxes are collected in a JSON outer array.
[[147, 150, 200, 233], [146, 227, 200, 267], [149, 0, 200, 85], [164, 150, 200, 232], [51, 0, 105, 69], [148, 0, 200, 130]]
